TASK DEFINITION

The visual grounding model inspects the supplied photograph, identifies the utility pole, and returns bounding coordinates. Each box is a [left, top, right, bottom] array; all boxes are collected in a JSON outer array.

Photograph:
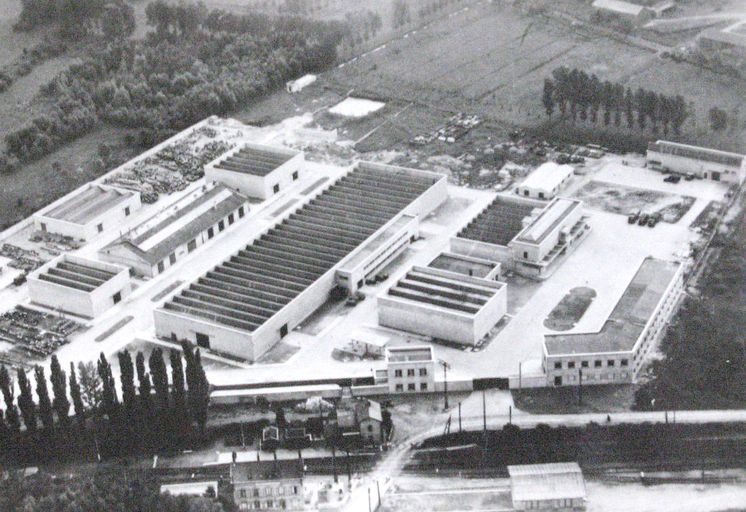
[[482, 390, 486, 433], [332, 445, 338, 484], [458, 402, 462, 433], [438, 359, 451, 410], [518, 361, 522, 391], [578, 368, 583, 406]]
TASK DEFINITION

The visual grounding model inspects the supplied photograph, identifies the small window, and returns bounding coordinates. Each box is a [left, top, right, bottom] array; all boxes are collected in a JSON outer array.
[[273, 183, 280, 194], [581, 361, 589, 368], [112, 291, 122, 304], [523, 251, 528, 259], [621, 359, 629, 367], [228, 213, 235, 225], [187, 239, 197, 253], [395, 384, 403, 392], [407, 383, 416, 391], [608, 360, 615, 367], [124, 206, 130, 216], [196, 332, 210, 349], [394, 369, 402, 378], [238, 206, 245, 218], [568, 361, 575, 369], [157, 261, 165, 273], [280, 323, 288, 338], [367, 424, 373, 432], [554, 376, 562, 386], [554, 362, 562, 369], [207, 227, 214, 239], [218, 220, 225, 232], [594, 360, 602, 368], [538, 192, 545, 199], [524, 190, 529, 196], [97, 223, 103, 233], [169, 253, 176, 265], [40, 222, 47, 232], [240, 490, 247, 498], [292, 171, 299, 180], [407, 369, 415, 377], [253, 489, 260, 498], [420, 383, 428, 391], [419, 368, 427, 376]]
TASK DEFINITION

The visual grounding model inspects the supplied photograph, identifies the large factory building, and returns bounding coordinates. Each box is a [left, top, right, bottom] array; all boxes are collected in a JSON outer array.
[[154, 161, 447, 362]]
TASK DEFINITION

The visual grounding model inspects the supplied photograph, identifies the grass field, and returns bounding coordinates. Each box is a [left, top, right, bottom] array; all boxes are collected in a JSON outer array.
[[544, 286, 596, 332], [330, 1, 746, 152]]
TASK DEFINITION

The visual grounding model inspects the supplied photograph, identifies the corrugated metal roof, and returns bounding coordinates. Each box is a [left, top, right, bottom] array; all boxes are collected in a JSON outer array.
[[508, 462, 586, 503]]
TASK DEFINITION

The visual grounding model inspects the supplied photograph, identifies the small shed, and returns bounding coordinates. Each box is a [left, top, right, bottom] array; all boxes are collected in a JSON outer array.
[[508, 462, 586, 510], [349, 329, 390, 357]]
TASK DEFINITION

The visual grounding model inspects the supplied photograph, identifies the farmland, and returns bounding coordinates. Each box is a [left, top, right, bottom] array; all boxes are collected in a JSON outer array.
[[329, 0, 746, 152]]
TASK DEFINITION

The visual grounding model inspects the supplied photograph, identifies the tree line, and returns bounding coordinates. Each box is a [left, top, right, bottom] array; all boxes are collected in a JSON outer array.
[[0, 341, 210, 465], [0, 1, 345, 172], [16, 0, 136, 40], [542, 67, 689, 136]]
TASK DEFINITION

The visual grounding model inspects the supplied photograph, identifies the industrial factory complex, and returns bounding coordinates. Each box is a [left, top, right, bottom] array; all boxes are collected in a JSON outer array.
[[0, 114, 736, 399]]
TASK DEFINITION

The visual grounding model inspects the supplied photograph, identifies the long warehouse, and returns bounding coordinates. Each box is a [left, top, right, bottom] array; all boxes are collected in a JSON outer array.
[[154, 162, 447, 361]]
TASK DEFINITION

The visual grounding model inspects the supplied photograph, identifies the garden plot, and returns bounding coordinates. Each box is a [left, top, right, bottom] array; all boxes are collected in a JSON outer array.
[[573, 181, 695, 223], [544, 287, 597, 332]]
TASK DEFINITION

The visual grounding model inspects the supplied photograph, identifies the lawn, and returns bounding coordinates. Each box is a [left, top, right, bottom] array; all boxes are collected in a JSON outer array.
[[512, 384, 636, 414], [544, 286, 596, 332]]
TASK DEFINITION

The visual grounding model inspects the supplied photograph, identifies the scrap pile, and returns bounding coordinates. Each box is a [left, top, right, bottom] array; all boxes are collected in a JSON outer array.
[[412, 113, 481, 145], [29, 231, 82, 256], [0, 244, 45, 271], [0, 306, 82, 357], [105, 126, 235, 204]]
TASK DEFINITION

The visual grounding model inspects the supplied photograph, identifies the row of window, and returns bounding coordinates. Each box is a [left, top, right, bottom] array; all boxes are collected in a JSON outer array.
[[155, 206, 245, 274], [553, 358, 629, 370], [238, 485, 298, 499], [395, 383, 428, 392], [238, 498, 290, 510], [393, 368, 428, 377]]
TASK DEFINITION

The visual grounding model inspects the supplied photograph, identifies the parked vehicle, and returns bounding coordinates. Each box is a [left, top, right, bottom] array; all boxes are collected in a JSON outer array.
[[647, 213, 661, 227], [664, 175, 681, 183], [638, 213, 649, 226], [628, 209, 640, 224], [684, 173, 695, 181]]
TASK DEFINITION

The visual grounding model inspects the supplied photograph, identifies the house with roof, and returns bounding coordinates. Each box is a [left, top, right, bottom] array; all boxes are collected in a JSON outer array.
[[231, 461, 304, 511], [591, 0, 655, 25], [508, 462, 587, 510], [515, 162, 574, 200], [99, 183, 248, 277], [333, 397, 384, 445]]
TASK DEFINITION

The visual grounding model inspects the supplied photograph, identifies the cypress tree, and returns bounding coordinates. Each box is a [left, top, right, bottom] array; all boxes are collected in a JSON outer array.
[[118, 350, 137, 417], [69, 362, 86, 429], [192, 350, 210, 435], [169, 349, 187, 439], [0, 366, 21, 438], [97, 353, 119, 420], [34, 366, 54, 433], [16, 368, 37, 435], [135, 352, 153, 416], [149, 348, 170, 413], [50, 355, 70, 429]]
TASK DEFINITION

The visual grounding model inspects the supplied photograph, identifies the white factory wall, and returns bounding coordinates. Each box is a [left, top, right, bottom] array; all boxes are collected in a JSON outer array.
[[646, 150, 745, 184], [205, 152, 304, 199], [509, 205, 583, 264], [378, 273, 507, 347], [33, 189, 142, 241], [28, 256, 131, 318], [449, 237, 513, 266]]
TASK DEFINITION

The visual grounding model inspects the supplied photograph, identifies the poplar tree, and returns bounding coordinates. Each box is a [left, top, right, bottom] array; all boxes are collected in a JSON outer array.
[[97, 353, 119, 420], [149, 348, 170, 412], [35, 366, 54, 433], [50, 355, 70, 429], [118, 350, 137, 418], [69, 362, 86, 429], [136, 352, 153, 416], [0, 366, 21, 437], [16, 368, 37, 435]]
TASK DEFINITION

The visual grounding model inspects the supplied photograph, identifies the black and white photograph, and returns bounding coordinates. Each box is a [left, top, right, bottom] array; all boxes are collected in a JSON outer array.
[[0, 0, 744, 510]]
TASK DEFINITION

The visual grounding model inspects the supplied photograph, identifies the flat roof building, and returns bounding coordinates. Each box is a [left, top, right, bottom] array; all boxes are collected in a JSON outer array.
[[155, 162, 447, 362], [378, 266, 507, 346], [383, 345, 435, 394], [100, 184, 248, 277], [452, 195, 588, 280], [204, 142, 304, 199], [33, 184, 142, 241], [544, 257, 683, 387], [647, 140, 745, 184], [508, 462, 586, 511], [592, 0, 655, 25], [509, 198, 589, 280], [231, 462, 304, 511], [428, 252, 501, 281], [28, 254, 132, 318], [515, 162, 574, 200]]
